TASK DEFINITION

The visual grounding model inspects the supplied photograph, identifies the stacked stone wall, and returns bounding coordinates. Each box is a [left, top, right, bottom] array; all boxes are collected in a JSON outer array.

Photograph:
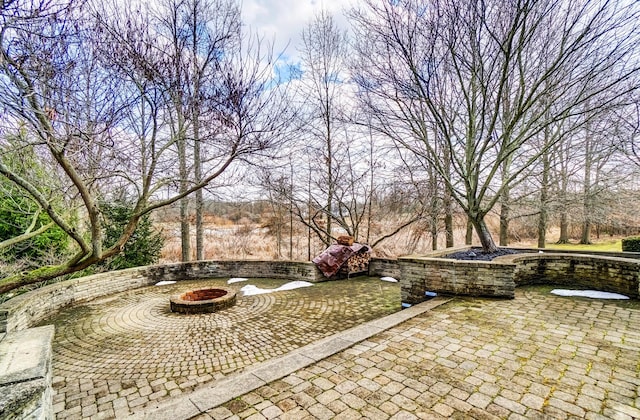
[[147, 260, 323, 284], [0, 260, 323, 334], [368, 258, 400, 279], [399, 248, 640, 304], [501, 254, 640, 299], [399, 256, 516, 304]]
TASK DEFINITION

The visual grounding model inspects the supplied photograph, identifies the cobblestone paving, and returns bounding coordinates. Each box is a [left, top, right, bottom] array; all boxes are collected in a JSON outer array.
[[48, 277, 401, 419], [202, 286, 640, 420]]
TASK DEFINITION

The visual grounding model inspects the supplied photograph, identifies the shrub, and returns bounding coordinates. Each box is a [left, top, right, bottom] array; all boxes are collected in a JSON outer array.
[[99, 201, 164, 270], [621, 236, 640, 252], [0, 193, 69, 264]]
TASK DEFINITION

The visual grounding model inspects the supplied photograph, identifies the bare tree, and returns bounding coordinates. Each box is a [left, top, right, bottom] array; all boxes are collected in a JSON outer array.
[[0, 0, 294, 293], [298, 9, 349, 246], [349, 0, 640, 252]]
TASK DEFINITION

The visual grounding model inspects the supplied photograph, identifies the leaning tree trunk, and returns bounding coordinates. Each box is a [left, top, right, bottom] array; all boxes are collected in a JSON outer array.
[[469, 213, 498, 253]]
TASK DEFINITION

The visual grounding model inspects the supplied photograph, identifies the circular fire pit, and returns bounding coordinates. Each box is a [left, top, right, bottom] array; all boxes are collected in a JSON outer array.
[[170, 287, 236, 314]]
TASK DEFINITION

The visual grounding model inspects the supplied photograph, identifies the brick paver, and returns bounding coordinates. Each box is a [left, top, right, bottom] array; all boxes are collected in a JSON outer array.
[[46, 279, 640, 419], [48, 277, 400, 418], [207, 286, 640, 419]]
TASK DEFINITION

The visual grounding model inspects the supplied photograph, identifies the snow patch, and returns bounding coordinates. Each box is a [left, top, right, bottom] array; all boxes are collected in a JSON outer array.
[[550, 289, 629, 300], [227, 277, 249, 284], [155, 281, 176, 286], [240, 281, 314, 296], [380, 277, 398, 282]]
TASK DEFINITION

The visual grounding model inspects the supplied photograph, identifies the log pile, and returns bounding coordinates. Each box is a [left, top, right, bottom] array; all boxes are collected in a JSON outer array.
[[342, 250, 370, 275], [312, 238, 371, 279]]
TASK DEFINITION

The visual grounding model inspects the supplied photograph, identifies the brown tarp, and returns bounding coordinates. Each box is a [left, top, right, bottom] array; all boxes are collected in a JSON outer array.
[[312, 243, 370, 278]]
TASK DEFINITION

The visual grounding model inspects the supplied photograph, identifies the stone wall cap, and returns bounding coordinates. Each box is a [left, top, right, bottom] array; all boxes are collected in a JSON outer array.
[[0, 377, 46, 415], [0, 325, 54, 386], [496, 252, 640, 265]]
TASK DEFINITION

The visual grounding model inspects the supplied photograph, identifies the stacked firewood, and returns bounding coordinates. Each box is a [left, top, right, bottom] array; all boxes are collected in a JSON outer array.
[[344, 251, 370, 274]]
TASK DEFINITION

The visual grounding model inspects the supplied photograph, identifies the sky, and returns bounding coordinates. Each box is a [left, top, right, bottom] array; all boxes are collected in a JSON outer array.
[[240, 0, 352, 62]]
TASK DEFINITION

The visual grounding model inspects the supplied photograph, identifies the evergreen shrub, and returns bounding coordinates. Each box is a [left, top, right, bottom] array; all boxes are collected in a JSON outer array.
[[621, 236, 640, 252]]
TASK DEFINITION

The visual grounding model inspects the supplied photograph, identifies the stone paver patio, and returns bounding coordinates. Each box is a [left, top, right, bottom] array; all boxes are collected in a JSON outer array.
[[45, 277, 640, 419], [47, 277, 401, 419]]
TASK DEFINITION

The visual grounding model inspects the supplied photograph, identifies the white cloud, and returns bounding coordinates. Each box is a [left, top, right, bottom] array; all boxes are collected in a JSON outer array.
[[241, 0, 351, 60]]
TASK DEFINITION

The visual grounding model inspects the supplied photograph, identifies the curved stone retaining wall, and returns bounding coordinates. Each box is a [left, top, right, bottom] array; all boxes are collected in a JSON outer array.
[[0, 260, 324, 418], [0, 260, 323, 334], [1, 252, 638, 417], [499, 253, 640, 299]]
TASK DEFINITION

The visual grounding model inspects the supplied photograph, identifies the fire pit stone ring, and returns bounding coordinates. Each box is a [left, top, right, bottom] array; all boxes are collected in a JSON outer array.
[[170, 286, 237, 314]]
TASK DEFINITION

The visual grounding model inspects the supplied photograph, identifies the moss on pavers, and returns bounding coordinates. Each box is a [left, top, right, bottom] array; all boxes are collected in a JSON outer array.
[[206, 287, 640, 420]]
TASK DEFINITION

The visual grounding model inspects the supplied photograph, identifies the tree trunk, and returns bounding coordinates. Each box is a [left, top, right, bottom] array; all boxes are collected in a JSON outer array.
[[580, 125, 592, 245], [178, 122, 190, 262], [537, 148, 550, 248], [195, 189, 203, 260], [499, 200, 509, 247], [307, 164, 312, 260], [430, 166, 438, 250], [444, 148, 454, 248], [194, 111, 203, 261], [581, 219, 592, 244], [558, 210, 569, 244], [444, 202, 453, 248], [470, 215, 498, 253], [499, 158, 511, 247], [557, 168, 570, 244], [431, 219, 438, 250], [465, 218, 473, 245]]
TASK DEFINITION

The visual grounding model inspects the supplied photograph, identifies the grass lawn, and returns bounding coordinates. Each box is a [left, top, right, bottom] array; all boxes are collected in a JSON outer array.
[[544, 239, 622, 252]]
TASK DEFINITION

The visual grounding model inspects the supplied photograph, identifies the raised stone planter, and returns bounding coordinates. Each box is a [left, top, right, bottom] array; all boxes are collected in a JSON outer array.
[[497, 252, 640, 299], [399, 252, 516, 303], [398, 247, 640, 304]]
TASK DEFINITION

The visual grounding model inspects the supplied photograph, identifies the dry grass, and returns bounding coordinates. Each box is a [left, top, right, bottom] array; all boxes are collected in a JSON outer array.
[[158, 217, 473, 263], [158, 211, 628, 263]]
